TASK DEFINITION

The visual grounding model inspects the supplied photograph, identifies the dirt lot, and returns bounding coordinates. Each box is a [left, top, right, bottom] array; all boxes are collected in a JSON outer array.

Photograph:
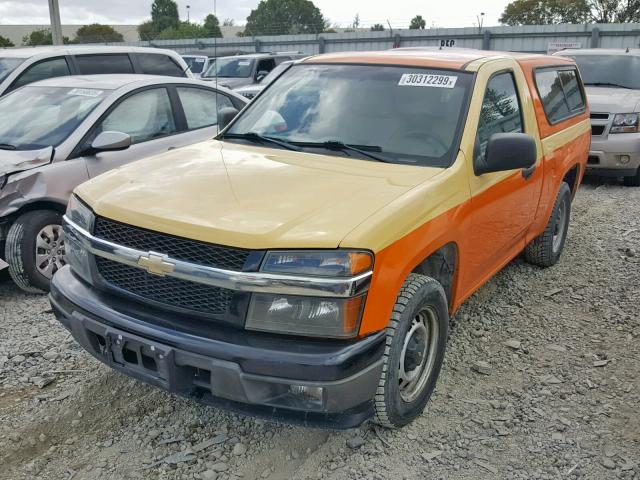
[[0, 179, 638, 480]]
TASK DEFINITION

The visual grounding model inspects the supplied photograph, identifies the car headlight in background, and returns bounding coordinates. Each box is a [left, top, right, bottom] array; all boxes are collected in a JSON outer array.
[[610, 113, 639, 133], [64, 194, 95, 281], [246, 250, 373, 337]]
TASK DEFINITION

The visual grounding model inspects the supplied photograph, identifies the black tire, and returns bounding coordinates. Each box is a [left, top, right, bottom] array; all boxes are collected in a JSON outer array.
[[623, 169, 640, 187], [524, 182, 571, 268], [5, 210, 65, 293], [373, 273, 449, 428]]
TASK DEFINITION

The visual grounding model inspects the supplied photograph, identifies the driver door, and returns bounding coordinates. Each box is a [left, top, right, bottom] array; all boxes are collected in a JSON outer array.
[[81, 87, 180, 178]]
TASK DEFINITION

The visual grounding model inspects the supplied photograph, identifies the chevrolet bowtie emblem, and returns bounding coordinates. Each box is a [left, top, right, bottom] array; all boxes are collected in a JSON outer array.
[[137, 252, 175, 277]]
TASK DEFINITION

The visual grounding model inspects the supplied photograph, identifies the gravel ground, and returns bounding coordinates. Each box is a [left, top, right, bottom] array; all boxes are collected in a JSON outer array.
[[1, 179, 638, 480]]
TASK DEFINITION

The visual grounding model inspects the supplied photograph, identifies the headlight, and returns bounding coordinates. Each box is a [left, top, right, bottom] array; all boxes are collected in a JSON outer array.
[[611, 113, 639, 133], [246, 250, 373, 337], [64, 194, 95, 281], [260, 250, 372, 277], [66, 194, 94, 231], [246, 294, 366, 338]]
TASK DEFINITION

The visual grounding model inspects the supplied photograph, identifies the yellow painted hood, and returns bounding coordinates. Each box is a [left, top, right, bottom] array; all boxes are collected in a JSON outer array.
[[75, 141, 444, 250]]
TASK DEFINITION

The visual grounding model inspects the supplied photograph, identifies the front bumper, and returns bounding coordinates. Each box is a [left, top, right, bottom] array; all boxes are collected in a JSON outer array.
[[588, 133, 640, 176], [50, 266, 385, 429]]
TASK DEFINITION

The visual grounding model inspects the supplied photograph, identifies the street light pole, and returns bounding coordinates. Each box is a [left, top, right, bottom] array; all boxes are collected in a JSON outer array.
[[48, 0, 64, 45], [476, 12, 485, 34], [187, 5, 190, 23]]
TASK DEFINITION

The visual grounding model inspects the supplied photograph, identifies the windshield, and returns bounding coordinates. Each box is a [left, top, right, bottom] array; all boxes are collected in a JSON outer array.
[[0, 86, 109, 150], [567, 54, 640, 90], [183, 56, 207, 74], [0, 57, 27, 83], [204, 57, 255, 78], [226, 64, 472, 166]]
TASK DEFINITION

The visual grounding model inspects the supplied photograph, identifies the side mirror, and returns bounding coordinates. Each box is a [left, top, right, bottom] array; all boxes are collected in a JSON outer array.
[[90, 131, 132, 153], [218, 107, 240, 131], [256, 70, 269, 82], [475, 133, 537, 176]]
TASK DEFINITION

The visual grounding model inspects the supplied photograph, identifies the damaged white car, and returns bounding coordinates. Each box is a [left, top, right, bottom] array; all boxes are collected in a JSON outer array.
[[0, 74, 246, 292]]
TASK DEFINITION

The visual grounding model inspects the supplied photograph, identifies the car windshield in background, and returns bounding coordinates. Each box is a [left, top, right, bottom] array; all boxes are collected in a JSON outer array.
[[226, 64, 473, 167], [183, 56, 207, 74], [204, 57, 255, 78], [568, 54, 640, 90], [0, 57, 27, 83], [0, 86, 109, 150]]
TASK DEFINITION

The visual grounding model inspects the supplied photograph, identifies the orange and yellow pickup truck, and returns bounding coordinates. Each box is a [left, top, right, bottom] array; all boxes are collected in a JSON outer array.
[[50, 49, 590, 429]]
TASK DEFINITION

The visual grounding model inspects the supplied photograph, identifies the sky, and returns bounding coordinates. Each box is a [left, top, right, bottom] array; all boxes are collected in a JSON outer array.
[[0, 0, 511, 29]]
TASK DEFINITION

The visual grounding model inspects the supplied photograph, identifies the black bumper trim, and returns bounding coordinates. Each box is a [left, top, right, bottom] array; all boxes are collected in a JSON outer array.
[[585, 167, 638, 177], [50, 267, 385, 429]]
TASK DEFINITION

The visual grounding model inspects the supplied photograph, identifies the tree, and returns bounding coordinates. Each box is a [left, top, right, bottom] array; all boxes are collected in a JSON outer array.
[[370, 23, 385, 31], [156, 22, 206, 40], [0, 34, 14, 48], [410, 15, 426, 29], [22, 28, 69, 46], [244, 0, 326, 36], [352, 13, 360, 28], [151, 0, 180, 32], [137, 20, 157, 41], [203, 14, 223, 38], [73, 24, 124, 43], [223, 18, 235, 27], [500, 0, 640, 25]]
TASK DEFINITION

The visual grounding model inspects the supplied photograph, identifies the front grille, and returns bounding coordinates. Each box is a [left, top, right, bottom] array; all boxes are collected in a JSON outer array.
[[590, 113, 609, 120], [591, 125, 606, 136], [93, 217, 251, 271], [96, 257, 234, 316], [588, 156, 600, 165]]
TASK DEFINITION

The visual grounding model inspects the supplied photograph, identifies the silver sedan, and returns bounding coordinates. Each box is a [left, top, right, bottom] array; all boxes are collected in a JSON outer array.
[[0, 74, 247, 292]]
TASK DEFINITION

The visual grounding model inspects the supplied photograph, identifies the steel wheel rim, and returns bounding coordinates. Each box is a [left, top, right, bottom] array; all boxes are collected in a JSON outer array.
[[35, 224, 66, 279], [398, 307, 439, 403], [552, 198, 567, 253]]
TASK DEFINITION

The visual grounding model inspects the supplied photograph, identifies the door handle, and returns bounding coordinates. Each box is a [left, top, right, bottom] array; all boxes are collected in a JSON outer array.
[[522, 164, 536, 180]]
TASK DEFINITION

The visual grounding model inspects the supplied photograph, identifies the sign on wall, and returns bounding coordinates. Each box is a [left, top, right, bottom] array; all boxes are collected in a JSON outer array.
[[547, 42, 581, 55], [440, 39, 456, 47]]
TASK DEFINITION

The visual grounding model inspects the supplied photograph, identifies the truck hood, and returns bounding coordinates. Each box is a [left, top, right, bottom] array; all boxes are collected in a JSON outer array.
[[202, 77, 251, 89], [0, 146, 53, 176], [585, 86, 640, 114], [75, 140, 443, 250]]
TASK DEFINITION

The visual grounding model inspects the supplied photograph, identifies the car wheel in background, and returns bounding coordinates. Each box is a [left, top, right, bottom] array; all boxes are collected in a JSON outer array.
[[5, 210, 65, 293], [373, 273, 449, 428], [524, 182, 571, 267]]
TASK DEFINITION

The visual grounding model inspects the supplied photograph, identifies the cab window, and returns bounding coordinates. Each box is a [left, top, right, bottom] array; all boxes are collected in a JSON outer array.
[[477, 72, 523, 157], [535, 67, 585, 124], [256, 58, 276, 76], [11, 57, 70, 90], [177, 87, 234, 129], [94, 88, 177, 144]]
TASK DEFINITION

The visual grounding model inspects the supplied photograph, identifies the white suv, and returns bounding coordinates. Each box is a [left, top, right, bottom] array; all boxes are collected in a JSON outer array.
[[0, 45, 191, 96]]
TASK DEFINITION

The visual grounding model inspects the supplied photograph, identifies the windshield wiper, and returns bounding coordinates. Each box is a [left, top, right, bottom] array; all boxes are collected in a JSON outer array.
[[0, 143, 16, 150], [223, 132, 302, 151], [584, 82, 632, 89], [290, 140, 390, 163]]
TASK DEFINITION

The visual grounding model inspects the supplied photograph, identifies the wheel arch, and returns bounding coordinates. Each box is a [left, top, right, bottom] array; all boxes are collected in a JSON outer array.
[[562, 163, 580, 197], [410, 242, 459, 311]]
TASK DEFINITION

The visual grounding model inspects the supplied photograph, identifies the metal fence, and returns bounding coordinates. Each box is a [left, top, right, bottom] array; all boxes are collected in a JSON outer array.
[[106, 23, 640, 56]]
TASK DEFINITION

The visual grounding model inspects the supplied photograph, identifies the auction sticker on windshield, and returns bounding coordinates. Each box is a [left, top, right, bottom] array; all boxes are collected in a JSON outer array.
[[398, 73, 458, 88], [68, 88, 104, 97]]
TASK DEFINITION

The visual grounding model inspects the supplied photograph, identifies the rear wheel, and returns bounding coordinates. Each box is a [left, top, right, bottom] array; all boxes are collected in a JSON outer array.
[[5, 210, 65, 293], [524, 182, 571, 268], [373, 274, 449, 428], [623, 169, 640, 187]]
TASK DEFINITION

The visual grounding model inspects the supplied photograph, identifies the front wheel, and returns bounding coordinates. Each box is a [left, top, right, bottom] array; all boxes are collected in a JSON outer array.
[[5, 210, 66, 293], [373, 274, 449, 428], [524, 182, 571, 268]]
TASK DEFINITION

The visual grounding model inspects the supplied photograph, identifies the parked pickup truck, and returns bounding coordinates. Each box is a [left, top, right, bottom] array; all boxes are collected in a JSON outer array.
[[50, 49, 590, 429]]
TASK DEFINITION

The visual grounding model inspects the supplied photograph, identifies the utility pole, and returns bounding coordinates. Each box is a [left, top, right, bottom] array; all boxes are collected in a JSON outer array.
[[187, 5, 191, 23], [48, 0, 64, 45], [476, 12, 485, 34]]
